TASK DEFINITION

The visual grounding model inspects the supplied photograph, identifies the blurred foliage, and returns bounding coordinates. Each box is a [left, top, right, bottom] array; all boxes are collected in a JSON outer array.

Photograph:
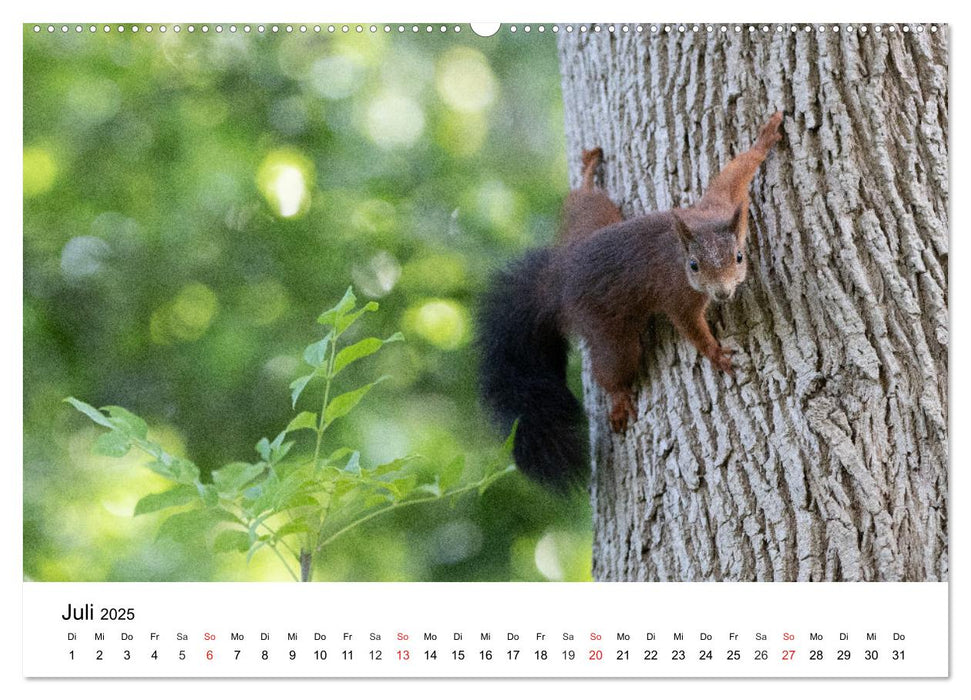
[[23, 25, 592, 581], [66, 289, 517, 582]]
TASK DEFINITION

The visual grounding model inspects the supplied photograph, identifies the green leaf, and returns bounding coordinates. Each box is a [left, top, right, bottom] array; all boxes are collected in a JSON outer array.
[[333, 333, 404, 375], [323, 377, 388, 428], [439, 455, 465, 492], [316, 287, 357, 328], [289, 374, 314, 409], [335, 301, 379, 335], [212, 462, 265, 496], [64, 397, 114, 429], [213, 529, 250, 553], [156, 507, 239, 544], [103, 406, 149, 440], [376, 473, 418, 499], [362, 493, 394, 508], [277, 494, 321, 510], [93, 431, 132, 458], [133, 484, 198, 516], [501, 419, 519, 456], [285, 411, 318, 434], [260, 466, 318, 512], [272, 519, 312, 540], [146, 455, 200, 485], [370, 456, 420, 476], [303, 337, 330, 368], [325, 447, 354, 465]]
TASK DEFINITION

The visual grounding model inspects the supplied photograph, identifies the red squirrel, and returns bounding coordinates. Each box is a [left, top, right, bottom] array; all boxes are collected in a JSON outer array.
[[478, 113, 784, 489]]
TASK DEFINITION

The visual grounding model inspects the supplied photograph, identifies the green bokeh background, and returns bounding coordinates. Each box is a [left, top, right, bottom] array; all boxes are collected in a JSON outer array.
[[23, 24, 593, 582]]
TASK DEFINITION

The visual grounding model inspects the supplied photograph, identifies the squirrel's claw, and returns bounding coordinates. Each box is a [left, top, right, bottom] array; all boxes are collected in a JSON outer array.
[[708, 345, 735, 374]]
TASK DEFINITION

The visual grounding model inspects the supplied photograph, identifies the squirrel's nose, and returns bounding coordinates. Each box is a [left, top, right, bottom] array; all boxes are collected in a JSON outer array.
[[713, 289, 732, 302]]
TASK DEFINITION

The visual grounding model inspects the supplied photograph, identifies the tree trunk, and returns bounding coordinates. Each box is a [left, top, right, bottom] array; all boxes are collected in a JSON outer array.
[[557, 24, 948, 582]]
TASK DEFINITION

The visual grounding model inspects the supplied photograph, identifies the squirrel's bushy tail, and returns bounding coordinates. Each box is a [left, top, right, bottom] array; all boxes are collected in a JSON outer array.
[[477, 249, 588, 491]]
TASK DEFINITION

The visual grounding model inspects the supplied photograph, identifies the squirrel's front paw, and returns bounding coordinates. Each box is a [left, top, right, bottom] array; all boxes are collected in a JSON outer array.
[[608, 390, 637, 433], [708, 346, 735, 375]]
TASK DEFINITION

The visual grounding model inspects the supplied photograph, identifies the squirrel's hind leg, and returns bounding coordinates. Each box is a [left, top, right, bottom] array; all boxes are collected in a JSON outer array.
[[580, 147, 604, 191], [558, 147, 624, 245], [586, 329, 642, 433]]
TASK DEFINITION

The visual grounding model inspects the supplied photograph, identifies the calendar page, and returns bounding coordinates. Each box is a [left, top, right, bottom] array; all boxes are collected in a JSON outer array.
[[20, 12, 950, 686]]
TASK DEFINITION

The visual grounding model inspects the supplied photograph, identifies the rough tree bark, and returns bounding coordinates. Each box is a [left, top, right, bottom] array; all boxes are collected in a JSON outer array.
[[557, 24, 948, 582]]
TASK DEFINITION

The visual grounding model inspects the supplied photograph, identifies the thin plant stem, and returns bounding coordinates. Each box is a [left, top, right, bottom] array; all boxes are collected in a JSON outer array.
[[312, 332, 338, 469], [266, 542, 299, 581]]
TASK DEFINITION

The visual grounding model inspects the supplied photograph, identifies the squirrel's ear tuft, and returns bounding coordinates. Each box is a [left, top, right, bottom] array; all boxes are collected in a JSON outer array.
[[730, 203, 747, 242], [672, 213, 694, 250]]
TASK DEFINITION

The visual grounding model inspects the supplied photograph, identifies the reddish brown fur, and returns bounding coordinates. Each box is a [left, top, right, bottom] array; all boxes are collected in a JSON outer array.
[[558, 147, 624, 244], [553, 112, 783, 432]]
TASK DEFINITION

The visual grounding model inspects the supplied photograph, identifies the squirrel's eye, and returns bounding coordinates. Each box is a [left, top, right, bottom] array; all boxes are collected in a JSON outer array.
[[736, 252, 744, 264], [689, 259, 699, 272]]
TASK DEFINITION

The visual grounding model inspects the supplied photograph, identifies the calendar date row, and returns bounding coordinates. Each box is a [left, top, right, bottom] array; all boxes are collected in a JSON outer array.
[[67, 646, 909, 663]]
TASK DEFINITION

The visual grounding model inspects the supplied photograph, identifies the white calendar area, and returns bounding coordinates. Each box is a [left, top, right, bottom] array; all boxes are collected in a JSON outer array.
[[23, 582, 947, 678]]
